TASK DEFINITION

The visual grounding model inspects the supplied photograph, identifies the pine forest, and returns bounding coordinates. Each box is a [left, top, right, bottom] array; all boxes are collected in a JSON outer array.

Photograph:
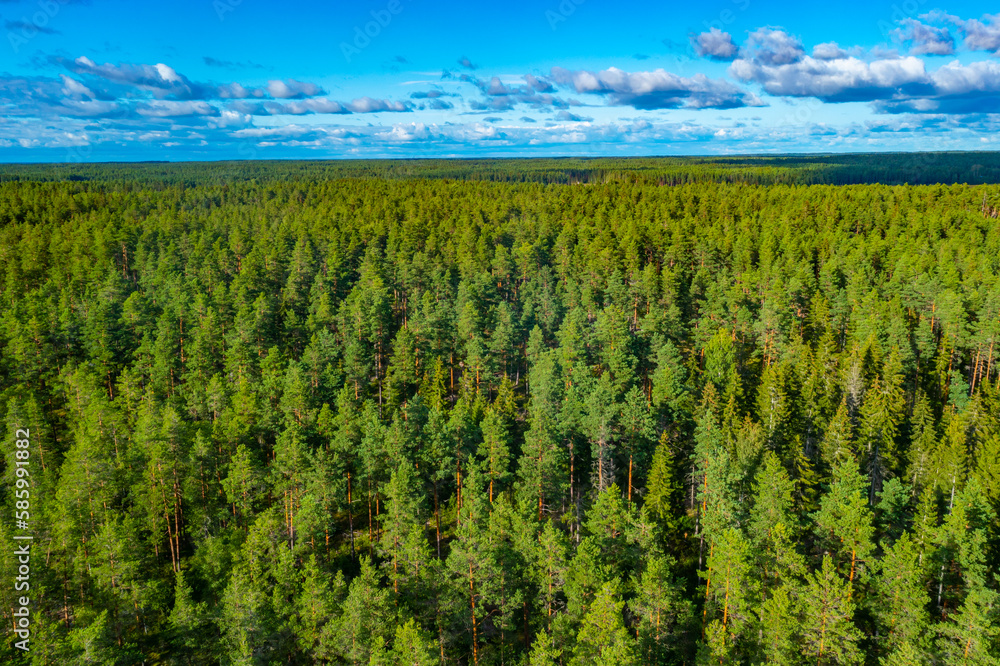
[[1, 157, 999, 665]]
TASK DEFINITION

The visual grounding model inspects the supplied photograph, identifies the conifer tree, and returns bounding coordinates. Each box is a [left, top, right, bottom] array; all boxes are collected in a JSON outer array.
[[645, 431, 682, 540], [875, 534, 932, 657], [570, 581, 638, 666], [815, 455, 876, 589], [800, 555, 863, 666]]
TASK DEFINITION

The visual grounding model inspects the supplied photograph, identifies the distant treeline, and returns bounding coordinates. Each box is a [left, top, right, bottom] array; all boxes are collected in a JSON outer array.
[[4, 151, 1000, 187]]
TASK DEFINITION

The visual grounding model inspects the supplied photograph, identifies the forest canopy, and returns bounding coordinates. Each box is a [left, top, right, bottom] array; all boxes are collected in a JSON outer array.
[[1, 157, 999, 665]]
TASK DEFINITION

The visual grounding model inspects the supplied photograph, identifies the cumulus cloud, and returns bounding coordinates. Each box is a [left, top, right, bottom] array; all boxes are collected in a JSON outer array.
[[60, 75, 100, 100], [264, 99, 351, 115], [2, 55, 409, 131], [409, 89, 456, 110], [549, 66, 764, 109], [732, 40, 1000, 114], [691, 28, 739, 61], [58, 56, 215, 100], [12, 20, 1000, 160], [555, 110, 593, 122], [457, 56, 478, 70], [873, 59, 1000, 113], [135, 101, 219, 118], [0, 73, 126, 118], [55, 100, 127, 118], [345, 97, 410, 113], [812, 42, 849, 60], [524, 74, 554, 93], [927, 12, 1000, 53], [227, 97, 410, 116], [2, 101, 990, 159], [959, 14, 1000, 52], [892, 19, 955, 55], [742, 28, 805, 66], [730, 54, 933, 102], [464, 74, 571, 112], [54, 57, 326, 102], [266, 79, 325, 99]]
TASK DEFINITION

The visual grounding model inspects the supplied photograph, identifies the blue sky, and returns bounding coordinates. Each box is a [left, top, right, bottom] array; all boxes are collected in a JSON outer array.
[[2, 0, 1000, 161]]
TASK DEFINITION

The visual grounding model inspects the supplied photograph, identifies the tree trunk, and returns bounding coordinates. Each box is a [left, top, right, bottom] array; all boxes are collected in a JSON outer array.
[[470, 562, 479, 666]]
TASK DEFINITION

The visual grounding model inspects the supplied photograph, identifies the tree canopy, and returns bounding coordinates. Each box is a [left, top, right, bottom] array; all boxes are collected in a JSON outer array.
[[1, 158, 999, 664]]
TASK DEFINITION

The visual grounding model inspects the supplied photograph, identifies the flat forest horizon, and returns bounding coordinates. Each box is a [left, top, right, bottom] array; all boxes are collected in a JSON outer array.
[[0, 154, 999, 665]]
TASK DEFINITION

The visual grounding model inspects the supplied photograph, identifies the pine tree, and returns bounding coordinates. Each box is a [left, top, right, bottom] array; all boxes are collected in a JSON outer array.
[[814, 455, 876, 590], [757, 362, 791, 451], [634, 554, 693, 665], [972, 428, 1000, 506], [168, 569, 214, 665], [372, 619, 439, 666], [935, 586, 1000, 666], [645, 431, 681, 539], [379, 463, 427, 601], [620, 385, 655, 503], [335, 556, 395, 665], [445, 472, 497, 666], [820, 398, 854, 470], [478, 407, 512, 503], [906, 392, 937, 492], [800, 555, 863, 666], [874, 534, 932, 657], [650, 338, 691, 426], [294, 555, 341, 661], [527, 629, 562, 666], [531, 520, 569, 626], [750, 452, 807, 591], [585, 373, 621, 493], [700, 527, 755, 662], [756, 583, 801, 666], [858, 349, 906, 503], [570, 581, 638, 666]]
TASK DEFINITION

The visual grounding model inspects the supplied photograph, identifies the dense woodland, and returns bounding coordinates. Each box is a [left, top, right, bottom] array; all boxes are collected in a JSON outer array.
[[6, 151, 1000, 187], [0, 158, 999, 665]]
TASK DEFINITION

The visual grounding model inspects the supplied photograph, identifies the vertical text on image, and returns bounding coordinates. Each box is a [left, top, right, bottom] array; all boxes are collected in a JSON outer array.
[[11, 428, 32, 653]]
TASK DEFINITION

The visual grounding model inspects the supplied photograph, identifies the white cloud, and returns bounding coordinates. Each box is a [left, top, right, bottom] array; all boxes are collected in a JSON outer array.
[[346, 97, 409, 113], [892, 19, 955, 55], [60, 75, 97, 100], [730, 54, 932, 102], [549, 66, 764, 109], [266, 79, 325, 99], [936, 12, 1000, 53], [742, 28, 806, 66], [812, 42, 849, 60], [692, 28, 738, 61], [136, 101, 218, 117]]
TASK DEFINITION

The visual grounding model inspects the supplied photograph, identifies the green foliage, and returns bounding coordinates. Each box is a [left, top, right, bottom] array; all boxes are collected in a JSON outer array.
[[1, 161, 999, 664]]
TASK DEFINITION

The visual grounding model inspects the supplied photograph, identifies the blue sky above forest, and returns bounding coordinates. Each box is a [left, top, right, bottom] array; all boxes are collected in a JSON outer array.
[[2, 0, 1000, 161]]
